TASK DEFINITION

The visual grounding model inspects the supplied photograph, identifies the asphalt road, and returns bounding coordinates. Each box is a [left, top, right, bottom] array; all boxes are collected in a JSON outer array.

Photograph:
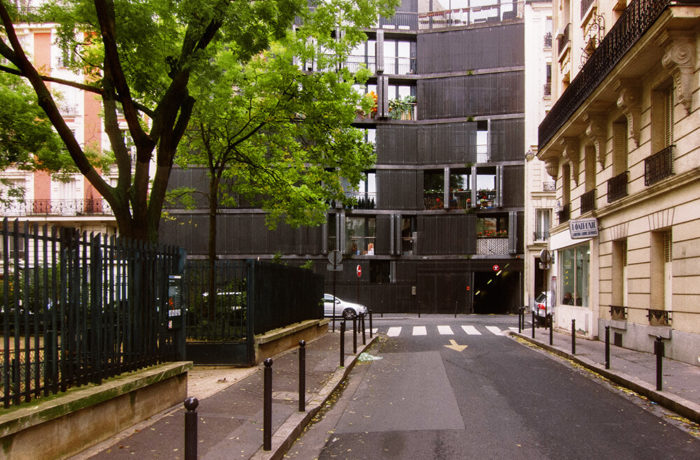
[[287, 315, 699, 460]]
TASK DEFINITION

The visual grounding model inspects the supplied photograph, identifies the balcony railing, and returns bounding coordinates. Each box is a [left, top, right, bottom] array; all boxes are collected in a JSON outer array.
[[607, 171, 629, 202], [539, 0, 685, 150], [557, 23, 571, 56], [558, 203, 570, 224], [544, 32, 552, 49], [533, 230, 549, 241], [0, 199, 113, 217], [610, 305, 628, 320], [543, 181, 555, 192], [580, 189, 595, 214], [417, 1, 522, 30], [644, 145, 674, 186], [346, 192, 377, 210], [543, 82, 552, 96], [647, 309, 671, 326]]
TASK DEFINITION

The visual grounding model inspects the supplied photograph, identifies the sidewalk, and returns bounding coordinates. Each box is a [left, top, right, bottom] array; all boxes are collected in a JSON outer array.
[[511, 326, 700, 424], [76, 329, 376, 460]]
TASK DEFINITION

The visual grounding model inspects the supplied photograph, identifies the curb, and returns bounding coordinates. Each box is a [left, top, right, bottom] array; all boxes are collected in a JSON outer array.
[[250, 335, 378, 460], [509, 331, 700, 424]]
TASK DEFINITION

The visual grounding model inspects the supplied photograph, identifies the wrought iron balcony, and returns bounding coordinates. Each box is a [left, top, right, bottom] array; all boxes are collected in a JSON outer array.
[[580, 189, 596, 214], [0, 199, 113, 217], [647, 309, 671, 327], [644, 145, 674, 186], [540, 0, 688, 150], [607, 171, 628, 203], [558, 203, 570, 224], [542, 181, 555, 192], [610, 305, 627, 321]]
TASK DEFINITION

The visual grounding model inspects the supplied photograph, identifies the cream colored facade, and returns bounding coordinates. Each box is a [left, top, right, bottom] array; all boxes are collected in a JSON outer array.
[[538, 0, 700, 365], [523, 1, 555, 309]]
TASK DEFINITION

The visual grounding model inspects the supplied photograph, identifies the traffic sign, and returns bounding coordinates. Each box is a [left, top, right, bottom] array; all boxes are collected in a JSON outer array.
[[356, 264, 362, 278], [492, 264, 500, 272]]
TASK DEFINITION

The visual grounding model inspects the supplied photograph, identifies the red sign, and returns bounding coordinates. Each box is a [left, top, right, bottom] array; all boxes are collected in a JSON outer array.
[[356, 264, 362, 278], [492, 264, 500, 272]]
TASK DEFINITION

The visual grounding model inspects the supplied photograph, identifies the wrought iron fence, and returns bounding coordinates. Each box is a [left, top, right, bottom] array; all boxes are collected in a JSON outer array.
[[558, 203, 570, 224], [644, 145, 674, 186], [610, 305, 628, 320], [0, 198, 113, 217], [1, 218, 183, 408], [539, 0, 687, 150], [647, 309, 671, 326], [607, 171, 629, 202]]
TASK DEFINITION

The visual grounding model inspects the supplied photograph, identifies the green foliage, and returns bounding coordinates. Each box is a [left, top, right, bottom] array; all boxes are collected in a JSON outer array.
[[300, 260, 314, 270]]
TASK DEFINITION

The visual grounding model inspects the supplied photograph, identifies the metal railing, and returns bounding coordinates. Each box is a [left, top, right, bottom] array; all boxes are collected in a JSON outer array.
[[558, 203, 570, 224], [476, 237, 509, 255], [644, 145, 674, 186], [544, 32, 552, 48], [0, 199, 114, 217], [543, 181, 556, 192], [1, 218, 183, 408], [539, 0, 686, 150], [610, 305, 628, 320], [580, 189, 595, 214], [417, 1, 522, 30], [607, 171, 629, 202], [647, 308, 671, 326], [533, 230, 549, 241]]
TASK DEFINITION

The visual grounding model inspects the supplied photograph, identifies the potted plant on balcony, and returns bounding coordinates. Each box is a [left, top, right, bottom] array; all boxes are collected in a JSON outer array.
[[389, 95, 416, 120]]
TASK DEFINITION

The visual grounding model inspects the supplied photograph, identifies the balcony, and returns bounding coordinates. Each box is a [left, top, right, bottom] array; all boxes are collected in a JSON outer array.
[[607, 171, 628, 202], [644, 145, 674, 186], [648, 309, 671, 327], [558, 203, 570, 224], [580, 189, 595, 214], [540, 0, 686, 150], [0, 199, 113, 217], [544, 32, 552, 49], [610, 305, 628, 320], [417, 1, 522, 30]]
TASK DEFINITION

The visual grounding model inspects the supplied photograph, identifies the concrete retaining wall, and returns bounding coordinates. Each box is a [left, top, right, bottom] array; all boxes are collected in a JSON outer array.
[[0, 362, 191, 460]]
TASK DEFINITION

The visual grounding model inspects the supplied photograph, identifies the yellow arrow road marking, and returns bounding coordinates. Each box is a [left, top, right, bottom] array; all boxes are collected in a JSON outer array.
[[444, 339, 468, 352]]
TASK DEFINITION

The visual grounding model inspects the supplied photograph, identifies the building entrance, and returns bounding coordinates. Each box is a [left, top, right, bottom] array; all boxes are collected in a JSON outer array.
[[473, 268, 519, 314]]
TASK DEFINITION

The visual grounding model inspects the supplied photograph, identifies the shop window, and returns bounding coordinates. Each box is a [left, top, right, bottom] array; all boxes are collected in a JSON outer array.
[[370, 260, 390, 283], [449, 170, 471, 209], [559, 244, 589, 307], [346, 216, 376, 256], [423, 170, 444, 210]]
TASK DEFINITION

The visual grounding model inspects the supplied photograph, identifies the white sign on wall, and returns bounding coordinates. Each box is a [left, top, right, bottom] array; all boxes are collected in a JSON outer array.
[[569, 218, 598, 239]]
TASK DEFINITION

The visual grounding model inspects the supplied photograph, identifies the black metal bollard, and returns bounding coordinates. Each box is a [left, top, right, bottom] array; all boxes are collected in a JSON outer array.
[[263, 358, 273, 451], [531, 311, 535, 339], [518, 307, 523, 333], [548, 314, 553, 345], [605, 326, 610, 369], [298, 340, 306, 412], [339, 320, 345, 367], [571, 319, 576, 355], [369, 310, 373, 338], [184, 397, 199, 460], [655, 336, 664, 391], [353, 316, 357, 354], [361, 313, 366, 345]]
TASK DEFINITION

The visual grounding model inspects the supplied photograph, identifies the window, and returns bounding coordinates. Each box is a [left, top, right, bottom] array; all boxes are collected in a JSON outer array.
[[477, 215, 508, 238], [535, 209, 551, 241], [346, 216, 376, 256], [476, 120, 489, 163], [611, 239, 627, 315], [475, 166, 496, 209], [353, 172, 376, 209], [423, 170, 444, 210], [449, 170, 471, 209], [401, 216, 416, 255], [559, 243, 589, 307], [383, 40, 414, 75]]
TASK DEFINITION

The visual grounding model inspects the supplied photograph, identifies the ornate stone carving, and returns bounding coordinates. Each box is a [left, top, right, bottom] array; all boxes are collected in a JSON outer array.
[[559, 137, 580, 185], [614, 80, 641, 147], [544, 158, 559, 179], [660, 31, 696, 114], [583, 112, 607, 168]]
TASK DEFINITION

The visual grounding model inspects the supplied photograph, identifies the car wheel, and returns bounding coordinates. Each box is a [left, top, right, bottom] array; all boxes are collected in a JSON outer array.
[[342, 308, 355, 320]]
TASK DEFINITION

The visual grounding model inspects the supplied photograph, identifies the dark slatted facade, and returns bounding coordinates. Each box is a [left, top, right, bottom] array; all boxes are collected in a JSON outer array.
[[161, 2, 525, 314]]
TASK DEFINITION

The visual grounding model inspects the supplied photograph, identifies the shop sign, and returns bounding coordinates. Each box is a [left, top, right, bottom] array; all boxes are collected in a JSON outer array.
[[569, 218, 598, 239]]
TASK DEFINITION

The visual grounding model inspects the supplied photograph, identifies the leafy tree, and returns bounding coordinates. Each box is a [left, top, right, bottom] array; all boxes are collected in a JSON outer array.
[[0, 0, 396, 241], [174, 14, 385, 307]]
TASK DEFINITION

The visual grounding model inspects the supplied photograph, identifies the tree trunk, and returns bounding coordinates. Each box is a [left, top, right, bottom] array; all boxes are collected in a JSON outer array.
[[206, 174, 220, 319]]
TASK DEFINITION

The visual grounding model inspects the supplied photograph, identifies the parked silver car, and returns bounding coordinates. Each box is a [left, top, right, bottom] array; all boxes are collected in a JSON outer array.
[[322, 294, 367, 320], [531, 291, 553, 325]]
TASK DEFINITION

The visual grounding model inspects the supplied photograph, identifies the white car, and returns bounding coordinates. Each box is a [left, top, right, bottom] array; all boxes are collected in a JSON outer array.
[[531, 291, 554, 325], [322, 294, 367, 320]]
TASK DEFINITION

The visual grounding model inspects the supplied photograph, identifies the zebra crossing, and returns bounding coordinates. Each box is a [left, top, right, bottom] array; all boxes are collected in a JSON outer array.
[[379, 325, 518, 338]]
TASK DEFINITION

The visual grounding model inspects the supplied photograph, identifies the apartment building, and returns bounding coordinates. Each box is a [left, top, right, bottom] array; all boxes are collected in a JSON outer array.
[[162, 0, 527, 314], [537, 0, 700, 365]]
